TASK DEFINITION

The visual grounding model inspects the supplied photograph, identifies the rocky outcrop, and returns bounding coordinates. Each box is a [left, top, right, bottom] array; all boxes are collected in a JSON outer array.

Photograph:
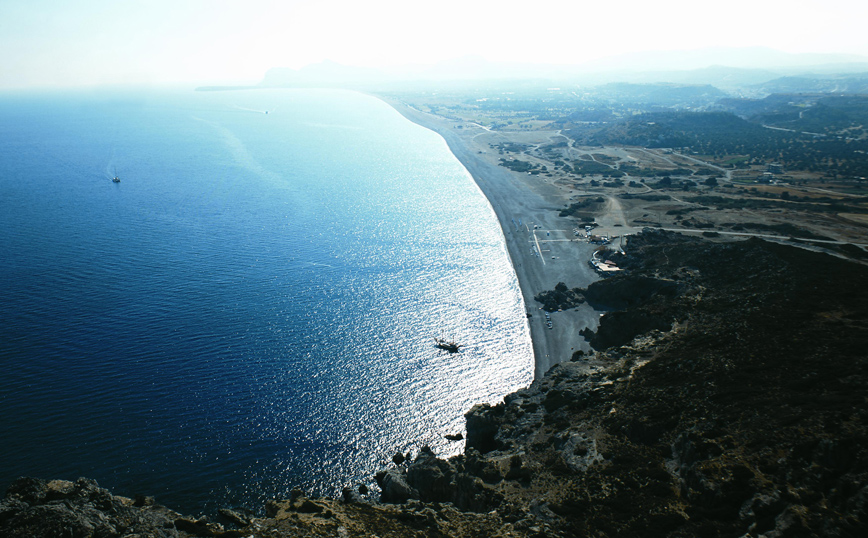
[[0, 477, 255, 538], [374, 468, 417, 503], [0, 477, 182, 538], [534, 282, 586, 312], [365, 230, 868, 536], [464, 403, 502, 453], [581, 309, 672, 349], [582, 274, 679, 311]]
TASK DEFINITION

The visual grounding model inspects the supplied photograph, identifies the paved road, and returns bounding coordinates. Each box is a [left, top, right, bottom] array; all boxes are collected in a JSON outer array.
[[658, 228, 868, 247]]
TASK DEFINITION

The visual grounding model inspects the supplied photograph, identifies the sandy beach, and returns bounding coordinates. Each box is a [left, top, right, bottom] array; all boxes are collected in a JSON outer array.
[[381, 97, 602, 377]]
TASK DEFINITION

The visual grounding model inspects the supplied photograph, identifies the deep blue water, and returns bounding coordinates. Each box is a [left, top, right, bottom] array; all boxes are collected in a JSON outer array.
[[0, 88, 533, 514]]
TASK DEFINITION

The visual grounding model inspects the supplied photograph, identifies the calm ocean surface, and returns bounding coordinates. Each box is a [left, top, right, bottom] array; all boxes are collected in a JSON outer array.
[[0, 88, 533, 514]]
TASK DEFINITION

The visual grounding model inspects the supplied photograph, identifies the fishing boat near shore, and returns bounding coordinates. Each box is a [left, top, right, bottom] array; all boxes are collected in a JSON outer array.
[[434, 338, 461, 352]]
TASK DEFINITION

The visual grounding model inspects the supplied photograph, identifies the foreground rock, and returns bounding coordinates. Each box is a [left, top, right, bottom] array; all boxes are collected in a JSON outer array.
[[1, 477, 179, 538], [5, 230, 867, 536], [0, 477, 258, 538]]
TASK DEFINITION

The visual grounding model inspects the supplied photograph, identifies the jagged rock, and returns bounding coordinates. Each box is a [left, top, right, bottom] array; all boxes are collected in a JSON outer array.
[[341, 487, 366, 504], [375, 468, 418, 503], [406, 447, 456, 502], [0, 477, 182, 538], [739, 491, 785, 531], [134, 494, 156, 507], [44, 479, 76, 501], [534, 282, 586, 312], [264, 500, 281, 517], [296, 499, 324, 513], [174, 517, 213, 536], [173, 516, 246, 537], [217, 508, 250, 527], [5, 477, 50, 504], [465, 403, 503, 453], [559, 432, 603, 472]]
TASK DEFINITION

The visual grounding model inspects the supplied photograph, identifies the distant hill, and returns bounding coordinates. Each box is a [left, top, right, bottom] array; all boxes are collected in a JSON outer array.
[[587, 65, 780, 90], [256, 48, 868, 92], [574, 111, 770, 149], [579, 46, 868, 73], [718, 94, 868, 135], [596, 82, 729, 108], [750, 74, 868, 95]]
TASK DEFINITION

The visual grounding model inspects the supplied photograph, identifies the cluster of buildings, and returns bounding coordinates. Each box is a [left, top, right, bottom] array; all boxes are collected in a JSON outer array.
[[758, 162, 784, 183]]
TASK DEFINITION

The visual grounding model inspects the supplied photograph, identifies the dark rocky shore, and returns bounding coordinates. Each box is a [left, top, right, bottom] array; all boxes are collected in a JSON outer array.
[[5, 230, 868, 537]]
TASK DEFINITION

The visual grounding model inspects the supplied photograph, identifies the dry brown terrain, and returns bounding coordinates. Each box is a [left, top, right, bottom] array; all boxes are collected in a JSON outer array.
[[389, 94, 868, 253]]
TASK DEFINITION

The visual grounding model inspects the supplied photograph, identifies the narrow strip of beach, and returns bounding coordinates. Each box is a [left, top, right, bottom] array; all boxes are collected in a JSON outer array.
[[379, 96, 602, 378]]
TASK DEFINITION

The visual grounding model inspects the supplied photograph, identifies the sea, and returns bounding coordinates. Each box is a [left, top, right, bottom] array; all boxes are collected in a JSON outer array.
[[0, 88, 534, 514]]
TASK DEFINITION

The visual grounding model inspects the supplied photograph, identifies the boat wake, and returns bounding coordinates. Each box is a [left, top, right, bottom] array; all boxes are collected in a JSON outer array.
[[232, 104, 273, 115], [104, 151, 120, 183]]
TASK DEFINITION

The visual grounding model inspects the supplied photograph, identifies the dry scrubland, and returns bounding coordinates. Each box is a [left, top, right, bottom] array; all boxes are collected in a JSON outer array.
[[397, 92, 868, 257]]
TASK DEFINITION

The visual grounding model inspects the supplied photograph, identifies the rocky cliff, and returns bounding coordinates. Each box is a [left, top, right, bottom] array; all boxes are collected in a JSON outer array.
[[4, 230, 867, 537], [365, 230, 868, 536]]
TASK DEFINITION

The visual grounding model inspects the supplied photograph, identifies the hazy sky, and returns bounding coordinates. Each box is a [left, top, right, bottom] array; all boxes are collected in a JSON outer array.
[[1, 0, 866, 89]]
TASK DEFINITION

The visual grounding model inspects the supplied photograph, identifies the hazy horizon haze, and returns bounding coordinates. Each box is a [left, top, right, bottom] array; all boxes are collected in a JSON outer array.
[[1, 0, 867, 89]]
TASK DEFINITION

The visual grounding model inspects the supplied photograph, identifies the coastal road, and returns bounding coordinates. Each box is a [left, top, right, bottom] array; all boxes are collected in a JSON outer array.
[[639, 148, 733, 181], [659, 227, 868, 247]]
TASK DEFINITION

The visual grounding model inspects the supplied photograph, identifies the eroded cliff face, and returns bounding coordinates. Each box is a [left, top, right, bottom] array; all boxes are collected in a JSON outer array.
[[4, 231, 867, 537]]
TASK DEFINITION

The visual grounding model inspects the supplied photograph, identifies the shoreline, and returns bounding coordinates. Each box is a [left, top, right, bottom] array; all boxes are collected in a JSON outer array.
[[378, 96, 601, 377]]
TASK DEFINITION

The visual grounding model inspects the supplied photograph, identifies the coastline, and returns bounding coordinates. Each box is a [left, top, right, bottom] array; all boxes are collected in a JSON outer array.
[[6, 90, 868, 537], [377, 96, 601, 377], [8, 232, 868, 537]]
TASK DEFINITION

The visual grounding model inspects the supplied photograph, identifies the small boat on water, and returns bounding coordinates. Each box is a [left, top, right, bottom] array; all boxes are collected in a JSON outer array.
[[434, 338, 461, 352], [112, 176, 120, 183]]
